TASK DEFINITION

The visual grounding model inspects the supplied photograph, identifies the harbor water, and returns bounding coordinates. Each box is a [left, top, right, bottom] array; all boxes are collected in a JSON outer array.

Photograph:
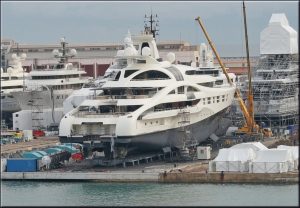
[[1, 181, 298, 206]]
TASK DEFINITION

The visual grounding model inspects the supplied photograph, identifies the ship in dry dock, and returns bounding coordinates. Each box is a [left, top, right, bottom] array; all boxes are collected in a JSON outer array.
[[58, 29, 236, 159], [231, 13, 299, 136]]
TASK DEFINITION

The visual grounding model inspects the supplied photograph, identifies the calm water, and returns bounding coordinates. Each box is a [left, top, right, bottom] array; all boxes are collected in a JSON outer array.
[[1, 181, 299, 206]]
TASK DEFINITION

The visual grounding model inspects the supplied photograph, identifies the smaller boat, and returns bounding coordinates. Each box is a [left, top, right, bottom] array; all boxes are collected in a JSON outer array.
[[1, 53, 29, 113]]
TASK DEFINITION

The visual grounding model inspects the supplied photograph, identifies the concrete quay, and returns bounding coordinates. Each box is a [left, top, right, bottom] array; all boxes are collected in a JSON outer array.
[[1, 171, 159, 182], [159, 172, 299, 184], [2, 160, 298, 184], [2, 171, 298, 184]]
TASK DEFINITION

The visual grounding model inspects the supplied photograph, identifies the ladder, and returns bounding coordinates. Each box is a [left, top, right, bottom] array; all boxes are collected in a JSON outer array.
[[30, 89, 44, 130]]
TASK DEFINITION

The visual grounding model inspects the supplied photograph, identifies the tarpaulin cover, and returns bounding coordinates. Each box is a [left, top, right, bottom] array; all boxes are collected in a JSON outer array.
[[213, 148, 256, 172], [277, 145, 299, 170], [230, 142, 268, 151], [260, 13, 298, 55], [251, 149, 293, 173]]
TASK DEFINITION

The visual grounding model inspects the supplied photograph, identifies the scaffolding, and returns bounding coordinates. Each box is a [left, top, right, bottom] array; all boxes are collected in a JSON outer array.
[[233, 54, 299, 135], [30, 87, 44, 130]]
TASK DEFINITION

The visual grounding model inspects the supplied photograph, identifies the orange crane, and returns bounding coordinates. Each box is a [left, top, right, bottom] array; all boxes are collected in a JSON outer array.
[[195, 6, 272, 138]]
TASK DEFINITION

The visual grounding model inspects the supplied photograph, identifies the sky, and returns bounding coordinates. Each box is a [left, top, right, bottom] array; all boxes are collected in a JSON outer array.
[[1, 1, 299, 56]]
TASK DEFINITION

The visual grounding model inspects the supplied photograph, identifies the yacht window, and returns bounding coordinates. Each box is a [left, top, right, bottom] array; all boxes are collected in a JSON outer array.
[[178, 86, 184, 94], [185, 70, 196, 75], [168, 90, 176, 94], [187, 86, 199, 92], [137, 60, 146, 64], [198, 82, 214, 87], [215, 80, 223, 85], [131, 70, 170, 80], [195, 70, 219, 77], [153, 99, 200, 111], [120, 105, 142, 113], [114, 71, 121, 81], [99, 105, 115, 113], [124, 70, 138, 78], [79, 106, 89, 111]]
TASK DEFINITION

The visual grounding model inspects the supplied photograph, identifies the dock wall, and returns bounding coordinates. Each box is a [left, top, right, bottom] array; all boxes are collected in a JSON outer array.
[[159, 172, 299, 183], [1, 172, 159, 182], [2, 171, 298, 183]]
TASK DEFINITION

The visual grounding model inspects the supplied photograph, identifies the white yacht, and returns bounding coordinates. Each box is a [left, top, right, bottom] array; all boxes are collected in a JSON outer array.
[[1, 53, 29, 113], [59, 32, 236, 158], [11, 38, 92, 130]]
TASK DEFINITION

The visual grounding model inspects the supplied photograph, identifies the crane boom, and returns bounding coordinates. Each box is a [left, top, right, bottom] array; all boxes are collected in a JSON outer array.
[[242, 1, 255, 132], [195, 16, 254, 132]]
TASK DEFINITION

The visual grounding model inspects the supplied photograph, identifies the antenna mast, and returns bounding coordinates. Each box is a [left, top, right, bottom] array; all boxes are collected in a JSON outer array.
[[144, 12, 159, 39]]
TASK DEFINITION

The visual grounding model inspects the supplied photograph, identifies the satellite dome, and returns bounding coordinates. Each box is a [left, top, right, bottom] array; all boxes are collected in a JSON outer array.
[[142, 47, 151, 56], [124, 37, 131, 44], [52, 49, 59, 56], [21, 53, 27, 59], [70, 49, 77, 56], [11, 54, 17, 59], [166, 52, 176, 64]]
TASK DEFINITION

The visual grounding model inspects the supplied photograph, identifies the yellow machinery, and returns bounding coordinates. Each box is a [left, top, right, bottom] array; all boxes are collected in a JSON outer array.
[[195, 6, 272, 138]]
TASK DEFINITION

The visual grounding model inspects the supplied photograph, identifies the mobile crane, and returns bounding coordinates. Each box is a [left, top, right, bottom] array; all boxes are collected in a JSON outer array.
[[195, 2, 272, 138]]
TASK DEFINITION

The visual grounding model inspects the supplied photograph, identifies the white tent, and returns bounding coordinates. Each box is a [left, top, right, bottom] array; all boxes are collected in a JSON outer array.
[[251, 149, 293, 173], [230, 142, 268, 151], [277, 145, 299, 170], [213, 148, 256, 172]]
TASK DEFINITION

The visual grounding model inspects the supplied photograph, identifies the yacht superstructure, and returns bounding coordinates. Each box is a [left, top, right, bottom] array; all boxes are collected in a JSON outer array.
[[11, 38, 91, 130], [59, 32, 236, 158]]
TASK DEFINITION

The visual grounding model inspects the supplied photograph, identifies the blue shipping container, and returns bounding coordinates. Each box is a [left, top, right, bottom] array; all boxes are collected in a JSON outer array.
[[6, 158, 37, 172]]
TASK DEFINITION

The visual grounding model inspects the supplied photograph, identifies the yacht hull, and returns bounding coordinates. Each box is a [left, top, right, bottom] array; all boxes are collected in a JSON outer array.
[[59, 108, 229, 152]]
